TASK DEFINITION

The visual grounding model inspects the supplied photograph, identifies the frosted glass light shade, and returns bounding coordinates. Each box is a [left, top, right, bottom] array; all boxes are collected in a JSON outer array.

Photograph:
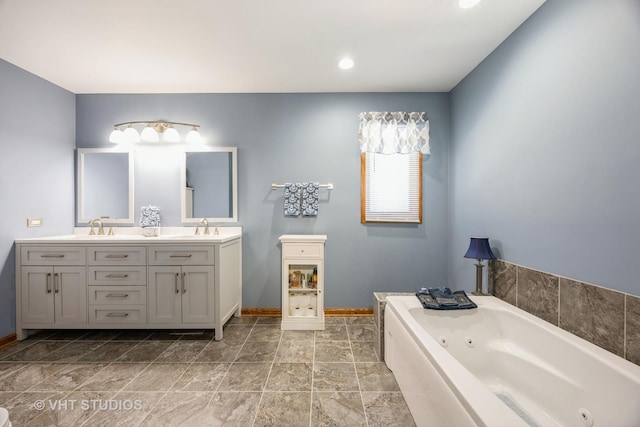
[[186, 128, 202, 144], [163, 126, 181, 142], [109, 128, 125, 144], [141, 125, 159, 142], [458, 0, 482, 8], [123, 126, 140, 143]]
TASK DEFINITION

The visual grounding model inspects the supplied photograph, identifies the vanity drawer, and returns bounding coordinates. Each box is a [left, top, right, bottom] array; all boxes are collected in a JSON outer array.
[[87, 266, 147, 286], [20, 246, 86, 265], [148, 246, 214, 265], [282, 243, 322, 259], [89, 305, 146, 324], [89, 286, 147, 305], [87, 246, 146, 265]]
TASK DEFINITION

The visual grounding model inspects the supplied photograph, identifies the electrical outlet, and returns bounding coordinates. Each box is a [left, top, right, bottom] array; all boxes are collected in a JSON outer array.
[[27, 218, 43, 227]]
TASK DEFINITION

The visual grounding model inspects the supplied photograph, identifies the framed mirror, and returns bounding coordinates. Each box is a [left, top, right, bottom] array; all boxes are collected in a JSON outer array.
[[181, 147, 238, 223], [77, 148, 134, 224]]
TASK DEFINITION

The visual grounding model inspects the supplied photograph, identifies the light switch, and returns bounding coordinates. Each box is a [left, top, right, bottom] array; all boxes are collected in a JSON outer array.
[[27, 218, 43, 227]]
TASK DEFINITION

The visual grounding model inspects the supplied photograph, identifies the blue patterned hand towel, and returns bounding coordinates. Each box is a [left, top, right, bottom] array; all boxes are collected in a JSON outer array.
[[301, 182, 319, 216], [284, 183, 301, 217], [140, 206, 161, 227]]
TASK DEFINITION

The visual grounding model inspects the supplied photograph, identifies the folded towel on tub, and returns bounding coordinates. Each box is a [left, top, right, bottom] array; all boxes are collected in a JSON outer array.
[[284, 183, 301, 217]]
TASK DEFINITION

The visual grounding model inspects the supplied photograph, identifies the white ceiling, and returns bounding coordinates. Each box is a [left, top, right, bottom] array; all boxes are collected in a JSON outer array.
[[0, 0, 546, 94]]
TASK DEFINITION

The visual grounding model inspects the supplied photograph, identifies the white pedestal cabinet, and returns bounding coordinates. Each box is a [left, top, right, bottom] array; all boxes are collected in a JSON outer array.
[[279, 235, 326, 330]]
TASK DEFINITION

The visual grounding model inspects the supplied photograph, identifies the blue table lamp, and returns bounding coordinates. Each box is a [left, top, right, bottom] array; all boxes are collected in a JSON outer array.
[[464, 237, 496, 295]]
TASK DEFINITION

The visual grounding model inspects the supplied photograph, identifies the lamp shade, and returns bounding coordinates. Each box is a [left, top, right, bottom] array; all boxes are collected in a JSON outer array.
[[463, 237, 496, 260]]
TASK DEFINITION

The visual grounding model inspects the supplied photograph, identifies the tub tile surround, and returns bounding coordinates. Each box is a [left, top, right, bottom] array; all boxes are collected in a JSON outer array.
[[489, 259, 639, 365], [0, 316, 414, 426]]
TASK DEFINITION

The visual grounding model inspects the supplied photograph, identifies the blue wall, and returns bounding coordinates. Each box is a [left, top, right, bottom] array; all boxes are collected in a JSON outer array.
[[0, 59, 76, 336], [76, 93, 451, 308], [449, 0, 640, 295]]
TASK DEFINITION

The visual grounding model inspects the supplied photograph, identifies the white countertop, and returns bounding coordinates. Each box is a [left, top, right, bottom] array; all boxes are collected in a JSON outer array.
[[15, 227, 242, 244]]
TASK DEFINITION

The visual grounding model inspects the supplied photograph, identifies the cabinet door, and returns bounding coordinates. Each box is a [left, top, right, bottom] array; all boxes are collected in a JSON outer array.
[[20, 266, 55, 324], [148, 266, 181, 324], [181, 266, 215, 324], [53, 267, 87, 325]]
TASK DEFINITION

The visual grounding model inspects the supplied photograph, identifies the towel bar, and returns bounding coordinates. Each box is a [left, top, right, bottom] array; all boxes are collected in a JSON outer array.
[[271, 183, 333, 190]]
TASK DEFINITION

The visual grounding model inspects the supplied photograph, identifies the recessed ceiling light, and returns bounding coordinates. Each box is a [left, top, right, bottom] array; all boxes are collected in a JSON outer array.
[[458, 0, 482, 8], [338, 57, 354, 70]]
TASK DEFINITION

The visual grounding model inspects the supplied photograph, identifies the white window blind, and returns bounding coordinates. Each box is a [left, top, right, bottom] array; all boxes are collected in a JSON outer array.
[[362, 152, 422, 223]]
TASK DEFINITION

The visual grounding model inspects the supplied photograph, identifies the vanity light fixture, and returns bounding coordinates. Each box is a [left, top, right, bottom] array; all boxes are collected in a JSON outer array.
[[338, 57, 354, 70], [458, 0, 482, 9], [109, 121, 202, 144]]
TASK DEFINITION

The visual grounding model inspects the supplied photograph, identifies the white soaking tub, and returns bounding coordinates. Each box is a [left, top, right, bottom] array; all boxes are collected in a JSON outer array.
[[384, 295, 640, 427]]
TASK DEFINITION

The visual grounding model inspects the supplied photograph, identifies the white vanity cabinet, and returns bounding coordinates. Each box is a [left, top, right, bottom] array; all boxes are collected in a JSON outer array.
[[15, 233, 242, 341], [279, 235, 326, 330]]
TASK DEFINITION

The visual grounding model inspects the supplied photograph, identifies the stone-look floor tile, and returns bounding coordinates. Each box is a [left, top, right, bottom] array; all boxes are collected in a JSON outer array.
[[256, 316, 281, 325], [217, 362, 271, 391], [281, 330, 315, 342], [315, 341, 353, 363], [84, 391, 165, 426], [0, 341, 37, 358], [362, 392, 416, 427], [275, 340, 314, 363], [28, 363, 107, 391], [248, 325, 282, 341], [154, 340, 207, 363], [77, 330, 121, 341], [138, 391, 213, 426], [517, 266, 559, 325], [227, 316, 257, 326], [3, 391, 67, 426], [0, 362, 28, 380], [144, 330, 183, 341], [2, 341, 70, 361], [78, 342, 139, 362], [112, 330, 153, 341], [0, 363, 62, 391], [559, 278, 625, 356], [178, 330, 216, 340], [324, 317, 347, 325], [200, 391, 261, 425], [312, 391, 367, 427], [195, 340, 243, 362], [24, 331, 58, 341], [254, 391, 311, 427], [40, 340, 106, 362], [28, 390, 114, 427], [124, 363, 189, 391], [0, 391, 20, 406], [352, 342, 378, 362], [345, 316, 374, 325], [77, 363, 149, 391], [489, 260, 517, 304], [44, 330, 90, 340], [116, 341, 174, 362], [316, 324, 348, 341], [313, 363, 359, 392], [234, 341, 278, 362], [626, 294, 640, 365], [347, 324, 376, 341], [218, 325, 252, 342], [355, 362, 400, 392], [171, 363, 229, 391], [265, 362, 312, 391]]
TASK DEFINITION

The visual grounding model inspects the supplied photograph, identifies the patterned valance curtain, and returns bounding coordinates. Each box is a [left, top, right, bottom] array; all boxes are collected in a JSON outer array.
[[358, 112, 430, 157]]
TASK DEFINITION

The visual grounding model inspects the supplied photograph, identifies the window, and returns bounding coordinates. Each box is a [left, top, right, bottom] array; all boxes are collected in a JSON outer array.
[[360, 152, 422, 223]]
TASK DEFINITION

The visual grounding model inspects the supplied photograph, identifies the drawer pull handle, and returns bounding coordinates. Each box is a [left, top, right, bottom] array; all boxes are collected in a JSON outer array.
[[105, 274, 129, 279], [105, 312, 129, 318], [46, 273, 52, 293], [41, 254, 65, 258], [175, 273, 180, 294], [105, 293, 129, 298], [170, 254, 193, 258], [54, 273, 59, 293], [105, 254, 129, 259]]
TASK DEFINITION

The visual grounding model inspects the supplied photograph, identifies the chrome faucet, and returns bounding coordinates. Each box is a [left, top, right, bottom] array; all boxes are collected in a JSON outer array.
[[88, 218, 105, 235], [200, 218, 210, 235]]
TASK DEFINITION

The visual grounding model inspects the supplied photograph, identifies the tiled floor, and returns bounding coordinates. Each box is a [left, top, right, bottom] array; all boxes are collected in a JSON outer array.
[[0, 317, 415, 426]]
